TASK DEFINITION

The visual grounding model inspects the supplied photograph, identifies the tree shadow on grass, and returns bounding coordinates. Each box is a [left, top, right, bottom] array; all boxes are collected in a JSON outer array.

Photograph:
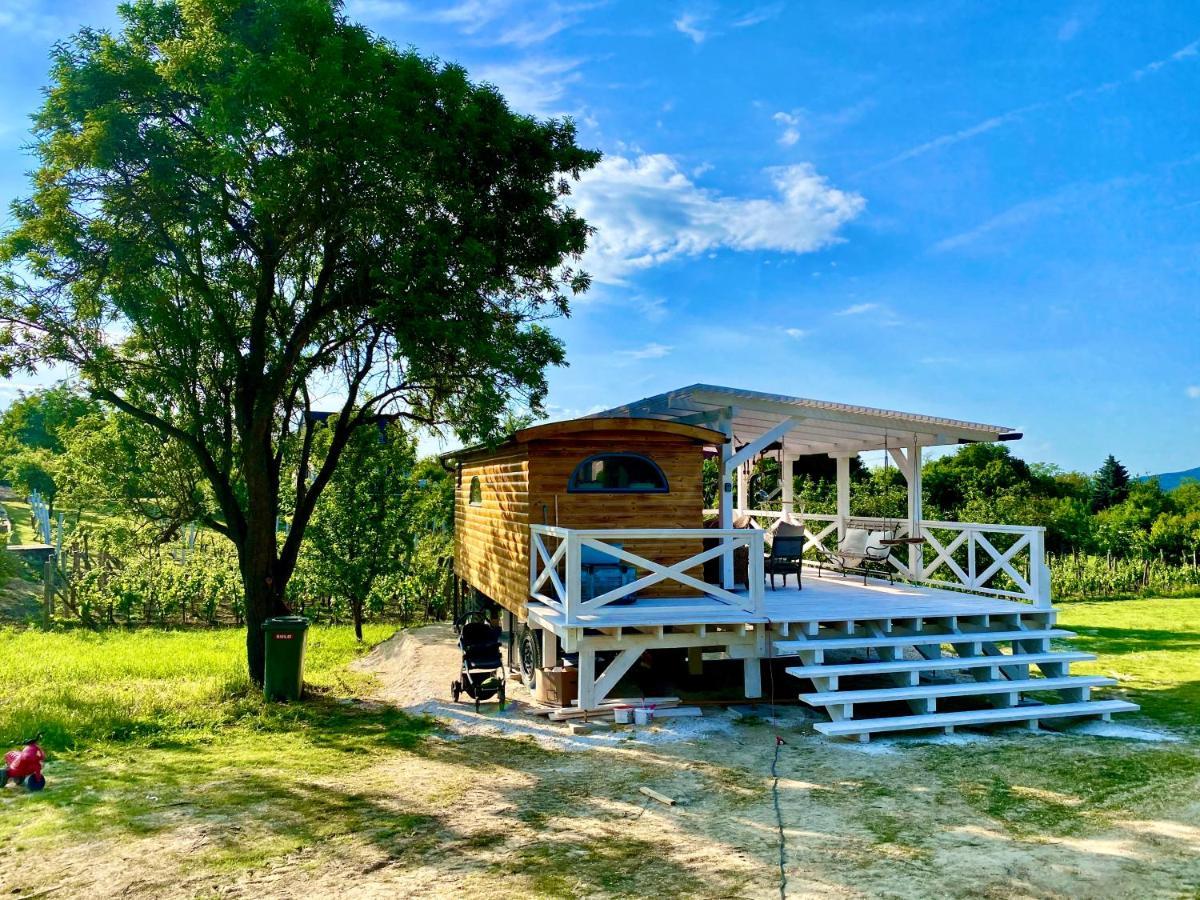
[[1064, 625, 1200, 656]]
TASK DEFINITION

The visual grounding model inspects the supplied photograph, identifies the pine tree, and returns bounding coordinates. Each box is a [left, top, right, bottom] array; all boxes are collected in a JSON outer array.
[[1092, 455, 1131, 512]]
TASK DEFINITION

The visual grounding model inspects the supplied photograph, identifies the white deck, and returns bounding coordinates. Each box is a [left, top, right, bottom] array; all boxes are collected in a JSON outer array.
[[526, 568, 1044, 633]]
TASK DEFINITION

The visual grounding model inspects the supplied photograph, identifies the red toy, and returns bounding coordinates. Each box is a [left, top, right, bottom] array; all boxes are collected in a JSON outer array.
[[2, 735, 46, 791]]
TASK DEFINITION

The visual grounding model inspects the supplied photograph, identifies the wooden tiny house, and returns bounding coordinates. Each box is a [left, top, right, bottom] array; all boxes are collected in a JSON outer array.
[[446, 384, 1138, 741], [453, 417, 722, 617]]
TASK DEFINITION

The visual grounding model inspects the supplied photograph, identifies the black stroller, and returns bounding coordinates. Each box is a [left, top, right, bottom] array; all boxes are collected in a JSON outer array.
[[451, 611, 506, 712]]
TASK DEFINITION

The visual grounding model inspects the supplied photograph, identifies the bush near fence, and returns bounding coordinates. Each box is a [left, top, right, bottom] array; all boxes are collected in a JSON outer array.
[[1050, 553, 1200, 599]]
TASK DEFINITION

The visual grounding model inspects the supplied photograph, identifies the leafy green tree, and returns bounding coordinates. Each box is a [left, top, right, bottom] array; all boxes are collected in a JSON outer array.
[[0, 0, 598, 681], [302, 420, 418, 640], [57, 410, 207, 540], [0, 383, 98, 454], [1092, 454, 1131, 512]]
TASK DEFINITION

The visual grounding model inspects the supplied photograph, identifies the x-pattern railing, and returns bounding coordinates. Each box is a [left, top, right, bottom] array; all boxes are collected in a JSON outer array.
[[529, 525, 764, 625], [919, 520, 1048, 606]]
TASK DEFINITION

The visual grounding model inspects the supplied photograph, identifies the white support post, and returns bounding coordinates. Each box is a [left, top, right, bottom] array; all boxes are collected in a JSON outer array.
[[835, 454, 851, 539], [748, 530, 765, 614], [578, 647, 597, 709], [541, 627, 558, 669], [736, 462, 749, 516], [780, 452, 794, 517], [565, 531, 582, 625], [907, 441, 923, 579], [1030, 527, 1052, 608], [743, 657, 762, 699], [717, 412, 735, 589]]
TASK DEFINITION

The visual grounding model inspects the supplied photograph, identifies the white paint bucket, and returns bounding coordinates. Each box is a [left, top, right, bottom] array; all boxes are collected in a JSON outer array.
[[613, 706, 632, 724], [633, 707, 652, 726]]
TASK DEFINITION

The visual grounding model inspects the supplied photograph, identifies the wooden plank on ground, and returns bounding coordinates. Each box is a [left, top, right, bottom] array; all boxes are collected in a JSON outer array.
[[639, 786, 678, 806]]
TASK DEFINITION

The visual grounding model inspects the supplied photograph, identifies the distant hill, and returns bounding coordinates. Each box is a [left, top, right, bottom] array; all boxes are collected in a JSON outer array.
[[1142, 466, 1200, 491]]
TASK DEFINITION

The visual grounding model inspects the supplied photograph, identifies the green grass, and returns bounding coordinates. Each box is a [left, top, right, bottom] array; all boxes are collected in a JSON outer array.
[[0, 623, 403, 751], [1, 499, 37, 545], [1055, 596, 1200, 729], [0, 623, 436, 882]]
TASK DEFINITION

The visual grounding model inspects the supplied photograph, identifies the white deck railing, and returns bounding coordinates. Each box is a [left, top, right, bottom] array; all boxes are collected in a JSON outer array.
[[529, 525, 765, 626], [704, 509, 1052, 608]]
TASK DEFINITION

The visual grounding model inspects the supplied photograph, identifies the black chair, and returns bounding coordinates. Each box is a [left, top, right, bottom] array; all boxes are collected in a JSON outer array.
[[765, 527, 805, 590]]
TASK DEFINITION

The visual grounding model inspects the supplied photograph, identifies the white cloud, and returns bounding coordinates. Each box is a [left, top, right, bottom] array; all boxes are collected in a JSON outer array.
[[933, 175, 1141, 253], [732, 3, 785, 28], [773, 111, 801, 146], [570, 154, 865, 283], [784, 328, 807, 339], [864, 35, 1200, 173], [619, 342, 673, 360], [1187, 385, 1200, 399], [475, 57, 583, 116], [1057, 16, 1083, 42], [674, 12, 708, 43], [1133, 39, 1199, 80], [836, 302, 880, 316], [348, 0, 589, 47]]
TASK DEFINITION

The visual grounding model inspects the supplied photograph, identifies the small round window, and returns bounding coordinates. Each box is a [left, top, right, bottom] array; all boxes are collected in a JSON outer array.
[[468, 475, 482, 506], [568, 453, 668, 493]]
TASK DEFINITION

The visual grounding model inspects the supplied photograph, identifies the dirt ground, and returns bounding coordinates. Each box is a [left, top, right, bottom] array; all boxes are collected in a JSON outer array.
[[8, 625, 1200, 899], [295, 626, 1199, 899]]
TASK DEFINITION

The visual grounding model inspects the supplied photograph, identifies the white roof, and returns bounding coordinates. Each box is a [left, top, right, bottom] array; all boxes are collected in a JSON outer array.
[[590, 383, 1018, 457]]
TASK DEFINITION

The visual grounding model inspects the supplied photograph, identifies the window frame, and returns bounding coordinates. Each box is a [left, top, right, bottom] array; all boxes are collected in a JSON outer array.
[[567, 452, 670, 495], [468, 475, 483, 506]]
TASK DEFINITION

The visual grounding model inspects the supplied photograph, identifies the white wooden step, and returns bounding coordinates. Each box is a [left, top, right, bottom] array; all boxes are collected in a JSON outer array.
[[813, 699, 1140, 737], [773, 628, 1073, 655], [796, 675, 1116, 707], [785, 650, 1094, 680]]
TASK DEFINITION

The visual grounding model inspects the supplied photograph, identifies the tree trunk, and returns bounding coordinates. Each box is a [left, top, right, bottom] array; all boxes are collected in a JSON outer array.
[[240, 478, 290, 683], [353, 600, 364, 642]]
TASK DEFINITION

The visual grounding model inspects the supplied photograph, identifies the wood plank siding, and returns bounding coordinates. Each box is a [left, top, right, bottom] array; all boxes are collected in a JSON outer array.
[[454, 447, 531, 616], [527, 435, 706, 598], [451, 418, 721, 619]]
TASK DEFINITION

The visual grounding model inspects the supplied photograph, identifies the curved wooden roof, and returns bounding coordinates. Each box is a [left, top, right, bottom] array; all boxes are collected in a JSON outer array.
[[512, 417, 724, 445], [443, 416, 724, 464]]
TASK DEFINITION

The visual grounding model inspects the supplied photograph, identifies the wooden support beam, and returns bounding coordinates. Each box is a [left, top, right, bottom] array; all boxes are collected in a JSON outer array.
[[744, 657, 762, 699]]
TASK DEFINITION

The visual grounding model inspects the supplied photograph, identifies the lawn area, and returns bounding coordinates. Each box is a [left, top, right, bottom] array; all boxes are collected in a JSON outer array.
[[0, 499, 36, 545], [0, 602, 1196, 898], [1056, 596, 1200, 731]]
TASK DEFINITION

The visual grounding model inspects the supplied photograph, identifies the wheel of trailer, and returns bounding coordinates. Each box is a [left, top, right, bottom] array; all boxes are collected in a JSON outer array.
[[518, 624, 542, 691]]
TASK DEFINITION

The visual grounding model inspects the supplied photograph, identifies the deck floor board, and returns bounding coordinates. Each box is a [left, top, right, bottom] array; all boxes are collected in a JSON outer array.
[[527, 569, 1044, 632]]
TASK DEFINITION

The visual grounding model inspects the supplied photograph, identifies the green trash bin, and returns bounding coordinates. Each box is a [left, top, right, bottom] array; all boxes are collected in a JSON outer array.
[[263, 615, 310, 701]]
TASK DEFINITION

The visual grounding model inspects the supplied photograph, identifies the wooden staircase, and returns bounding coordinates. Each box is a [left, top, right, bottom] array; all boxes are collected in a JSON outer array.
[[776, 611, 1137, 741]]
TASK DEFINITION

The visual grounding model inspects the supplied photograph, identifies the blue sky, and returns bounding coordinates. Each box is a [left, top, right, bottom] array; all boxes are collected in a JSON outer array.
[[1, 1, 1198, 474]]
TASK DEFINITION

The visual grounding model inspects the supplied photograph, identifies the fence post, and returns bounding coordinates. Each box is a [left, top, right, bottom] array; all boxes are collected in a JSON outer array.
[[528, 527, 539, 599], [564, 530, 581, 627], [42, 559, 54, 627], [748, 530, 765, 615], [1031, 528, 1052, 608]]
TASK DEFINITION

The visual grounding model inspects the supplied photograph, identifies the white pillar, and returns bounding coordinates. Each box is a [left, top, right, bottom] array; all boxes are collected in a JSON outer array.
[[736, 462, 749, 515], [907, 441, 923, 578], [835, 454, 851, 539], [578, 647, 596, 710], [717, 413, 735, 589], [541, 627, 557, 670], [780, 452, 794, 517], [743, 656, 762, 699]]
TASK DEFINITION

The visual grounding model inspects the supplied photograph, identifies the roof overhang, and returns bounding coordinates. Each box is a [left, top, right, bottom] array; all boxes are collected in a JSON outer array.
[[440, 416, 726, 464], [590, 383, 1020, 457]]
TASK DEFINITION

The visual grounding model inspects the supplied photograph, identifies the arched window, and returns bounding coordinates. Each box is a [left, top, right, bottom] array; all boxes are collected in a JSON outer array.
[[469, 475, 483, 506], [568, 453, 669, 493]]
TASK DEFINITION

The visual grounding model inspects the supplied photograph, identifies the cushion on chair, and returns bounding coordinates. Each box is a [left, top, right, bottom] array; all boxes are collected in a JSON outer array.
[[866, 531, 893, 557], [840, 528, 869, 554]]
